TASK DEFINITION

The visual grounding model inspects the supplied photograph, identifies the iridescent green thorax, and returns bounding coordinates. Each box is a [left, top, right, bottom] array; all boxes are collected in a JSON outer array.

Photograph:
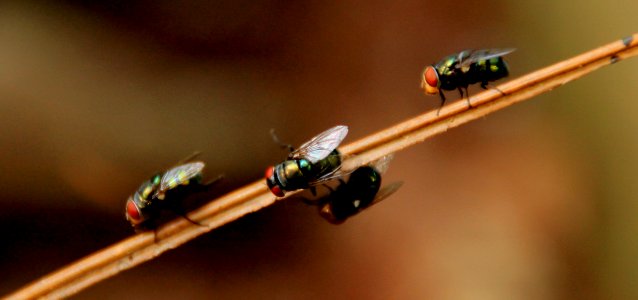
[[134, 174, 161, 207], [272, 150, 342, 191], [275, 160, 306, 188], [128, 174, 161, 224], [436, 55, 459, 76]]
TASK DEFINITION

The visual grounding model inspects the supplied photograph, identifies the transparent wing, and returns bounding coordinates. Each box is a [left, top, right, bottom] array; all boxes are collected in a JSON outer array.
[[306, 152, 357, 186], [459, 48, 515, 68], [310, 153, 393, 186], [289, 125, 348, 164], [308, 165, 347, 186], [369, 181, 404, 206], [159, 161, 205, 192], [368, 154, 394, 175]]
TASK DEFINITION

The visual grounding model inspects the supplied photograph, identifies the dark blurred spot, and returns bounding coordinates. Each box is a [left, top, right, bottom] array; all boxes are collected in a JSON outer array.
[[610, 55, 620, 64], [61, 0, 308, 58], [0, 196, 318, 295], [622, 35, 633, 47], [0, 202, 125, 294]]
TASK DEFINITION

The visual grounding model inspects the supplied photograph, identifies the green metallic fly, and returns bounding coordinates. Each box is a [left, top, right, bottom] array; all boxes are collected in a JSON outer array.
[[421, 48, 514, 112], [125, 160, 221, 229], [265, 125, 348, 197]]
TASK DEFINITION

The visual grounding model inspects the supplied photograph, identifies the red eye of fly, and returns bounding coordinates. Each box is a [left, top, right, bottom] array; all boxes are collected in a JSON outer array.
[[265, 166, 274, 180], [424, 66, 439, 87], [270, 185, 284, 197], [265, 166, 285, 197], [126, 200, 142, 224]]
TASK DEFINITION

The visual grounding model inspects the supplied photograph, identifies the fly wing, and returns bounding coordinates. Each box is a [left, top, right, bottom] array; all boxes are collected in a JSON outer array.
[[460, 48, 515, 68], [368, 154, 394, 175], [308, 164, 345, 186], [309, 153, 393, 187], [304, 152, 353, 186], [369, 181, 404, 206], [289, 125, 348, 164], [159, 161, 205, 192], [318, 180, 403, 224]]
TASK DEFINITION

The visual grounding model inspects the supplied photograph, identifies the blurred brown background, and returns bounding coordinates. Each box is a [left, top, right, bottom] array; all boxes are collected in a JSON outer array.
[[1, 0, 637, 299]]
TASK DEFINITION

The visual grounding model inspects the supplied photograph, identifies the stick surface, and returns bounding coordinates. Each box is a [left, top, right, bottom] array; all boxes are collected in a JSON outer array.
[[6, 34, 638, 300]]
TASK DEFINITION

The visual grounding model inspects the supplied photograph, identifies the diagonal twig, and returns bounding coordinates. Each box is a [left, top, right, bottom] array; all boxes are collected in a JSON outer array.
[[6, 33, 638, 300]]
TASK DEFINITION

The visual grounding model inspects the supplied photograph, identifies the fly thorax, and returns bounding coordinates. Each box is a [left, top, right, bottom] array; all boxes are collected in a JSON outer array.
[[135, 181, 158, 207], [286, 159, 311, 185], [151, 174, 161, 186], [436, 65, 457, 90], [297, 159, 313, 175], [133, 192, 151, 209], [275, 160, 306, 188]]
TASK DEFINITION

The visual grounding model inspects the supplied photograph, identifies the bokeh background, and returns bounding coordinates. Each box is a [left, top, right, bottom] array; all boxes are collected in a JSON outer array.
[[0, 1, 636, 299]]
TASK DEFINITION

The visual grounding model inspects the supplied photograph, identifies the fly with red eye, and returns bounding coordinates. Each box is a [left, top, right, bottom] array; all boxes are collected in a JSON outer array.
[[421, 48, 514, 114], [125, 160, 222, 230], [265, 125, 348, 197]]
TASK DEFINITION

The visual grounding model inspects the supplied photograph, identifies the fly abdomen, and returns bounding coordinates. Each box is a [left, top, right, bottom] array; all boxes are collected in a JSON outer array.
[[311, 150, 342, 178], [467, 57, 509, 85], [319, 165, 383, 223]]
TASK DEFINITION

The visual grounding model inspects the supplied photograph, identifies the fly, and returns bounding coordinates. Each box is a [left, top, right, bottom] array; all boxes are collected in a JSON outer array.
[[314, 155, 402, 224], [125, 159, 221, 230], [265, 125, 348, 197], [421, 48, 514, 113]]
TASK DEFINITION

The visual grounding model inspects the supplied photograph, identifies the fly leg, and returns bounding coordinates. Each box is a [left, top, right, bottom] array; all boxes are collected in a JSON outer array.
[[270, 128, 295, 153], [133, 222, 160, 243], [203, 174, 224, 187], [308, 180, 341, 197], [436, 91, 446, 116], [182, 215, 206, 227], [301, 197, 319, 206], [190, 174, 224, 195], [303, 181, 342, 205], [302, 186, 325, 205], [167, 201, 207, 227], [133, 222, 159, 243], [177, 210, 207, 227], [309, 186, 318, 197], [481, 82, 506, 96], [459, 86, 473, 108]]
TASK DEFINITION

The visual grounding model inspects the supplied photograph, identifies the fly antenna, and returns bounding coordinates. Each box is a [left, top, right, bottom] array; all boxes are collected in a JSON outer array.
[[177, 151, 202, 165], [270, 128, 295, 152]]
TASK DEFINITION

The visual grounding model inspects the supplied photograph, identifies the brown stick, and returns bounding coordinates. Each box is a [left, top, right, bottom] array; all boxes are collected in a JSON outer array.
[[6, 34, 638, 299]]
